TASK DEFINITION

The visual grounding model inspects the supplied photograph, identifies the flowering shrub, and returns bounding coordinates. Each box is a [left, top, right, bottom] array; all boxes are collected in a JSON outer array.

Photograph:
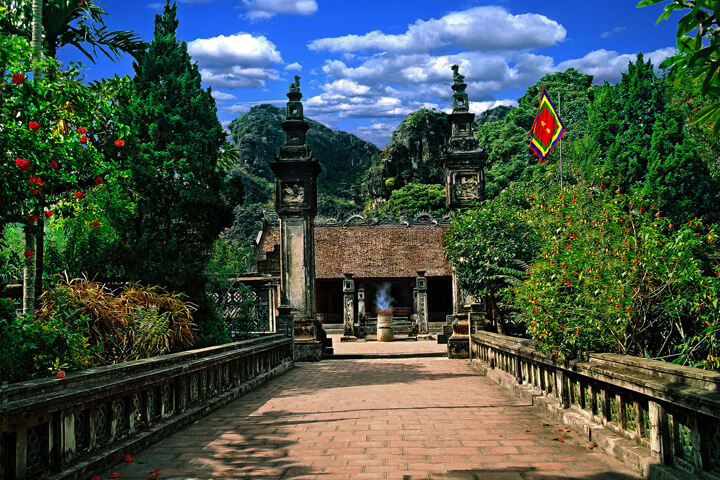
[[512, 181, 720, 368]]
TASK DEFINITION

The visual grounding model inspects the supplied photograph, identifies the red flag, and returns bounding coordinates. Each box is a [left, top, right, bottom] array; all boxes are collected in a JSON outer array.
[[530, 86, 565, 163]]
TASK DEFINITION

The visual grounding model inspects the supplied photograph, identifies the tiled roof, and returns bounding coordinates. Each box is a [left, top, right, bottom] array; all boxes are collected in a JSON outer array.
[[258, 224, 451, 279]]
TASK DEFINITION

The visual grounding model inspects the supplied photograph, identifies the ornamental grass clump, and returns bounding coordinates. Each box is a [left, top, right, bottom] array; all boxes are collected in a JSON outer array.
[[34, 276, 195, 368]]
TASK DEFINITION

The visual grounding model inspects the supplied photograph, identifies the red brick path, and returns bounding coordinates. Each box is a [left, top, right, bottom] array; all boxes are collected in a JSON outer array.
[[99, 358, 642, 480]]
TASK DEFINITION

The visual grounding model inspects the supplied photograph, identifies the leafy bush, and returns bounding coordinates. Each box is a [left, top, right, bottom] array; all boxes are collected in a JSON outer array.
[[33, 277, 195, 369], [512, 181, 720, 368]]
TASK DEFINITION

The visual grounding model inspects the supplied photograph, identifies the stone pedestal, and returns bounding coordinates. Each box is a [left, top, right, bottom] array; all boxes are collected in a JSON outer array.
[[448, 318, 470, 359]]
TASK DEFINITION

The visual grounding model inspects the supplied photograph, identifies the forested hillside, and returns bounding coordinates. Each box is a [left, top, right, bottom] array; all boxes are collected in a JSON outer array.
[[227, 104, 378, 209]]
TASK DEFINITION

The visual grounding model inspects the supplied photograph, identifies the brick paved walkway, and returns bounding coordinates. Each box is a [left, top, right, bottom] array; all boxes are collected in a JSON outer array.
[[99, 358, 642, 480]]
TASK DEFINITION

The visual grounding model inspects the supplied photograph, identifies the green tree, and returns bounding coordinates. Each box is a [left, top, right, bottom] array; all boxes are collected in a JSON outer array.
[[1, 0, 146, 61], [113, 1, 235, 346], [444, 185, 541, 334], [1, 32, 125, 314], [379, 183, 449, 218], [478, 69, 594, 198], [638, 0, 720, 134]]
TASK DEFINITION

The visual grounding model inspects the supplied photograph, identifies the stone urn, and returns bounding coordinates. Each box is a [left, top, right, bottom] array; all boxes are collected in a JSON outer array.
[[377, 312, 394, 342]]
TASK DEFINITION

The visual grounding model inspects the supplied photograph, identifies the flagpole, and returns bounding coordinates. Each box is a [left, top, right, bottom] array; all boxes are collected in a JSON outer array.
[[559, 92, 563, 191]]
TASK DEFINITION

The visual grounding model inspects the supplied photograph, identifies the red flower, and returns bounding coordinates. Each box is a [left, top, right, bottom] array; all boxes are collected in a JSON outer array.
[[24, 250, 34, 257], [627, 307, 631, 313], [91, 221, 100, 228], [77, 127, 87, 134], [115, 139, 125, 147], [28, 121, 41, 132], [27, 214, 39, 223], [80, 135, 87, 145], [29, 188, 40, 195], [49, 160, 58, 169], [74, 192, 85, 199], [656, 212, 661, 217], [15, 158, 30, 171], [600, 183, 605, 189], [566, 244, 571, 251], [526, 270, 532, 275], [11, 73, 25, 85], [575, 328, 580, 335], [146, 470, 161, 479], [669, 223, 673, 230], [639, 207, 645, 213], [111, 473, 122, 478], [124, 454, 133, 463], [561, 262, 566, 269], [616, 188, 621, 194], [29, 176, 45, 187], [566, 280, 572, 286], [56, 370, 66, 379], [95, 176, 104, 184], [92, 476, 101, 480], [44, 210, 54, 218]]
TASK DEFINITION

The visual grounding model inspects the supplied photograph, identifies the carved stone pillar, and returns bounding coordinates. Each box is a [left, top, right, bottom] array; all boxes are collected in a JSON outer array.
[[357, 287, 366, 326], [271, 76, 328, 361], [270, 76, 321, 320], [342, 273, 356, 338], [442, 64, 486, 210], [416, 270, 429, 334]]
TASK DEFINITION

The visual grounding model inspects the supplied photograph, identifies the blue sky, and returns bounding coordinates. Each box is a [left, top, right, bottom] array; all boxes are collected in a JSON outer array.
[[59, 0, 680, 147]]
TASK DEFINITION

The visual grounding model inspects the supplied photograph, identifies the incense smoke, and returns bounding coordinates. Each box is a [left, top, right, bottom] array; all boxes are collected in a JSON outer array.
[[376, 283, 393, 312]]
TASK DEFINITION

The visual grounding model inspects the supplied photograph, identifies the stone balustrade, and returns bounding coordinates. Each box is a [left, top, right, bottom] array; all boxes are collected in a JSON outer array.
[[0, 335, 293, 480], [471, 331, 720, 479]]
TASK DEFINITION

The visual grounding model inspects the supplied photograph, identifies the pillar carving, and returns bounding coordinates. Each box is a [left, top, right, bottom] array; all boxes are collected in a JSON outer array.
[[342, 273, 355, 337], [416, 270, 429, 334]]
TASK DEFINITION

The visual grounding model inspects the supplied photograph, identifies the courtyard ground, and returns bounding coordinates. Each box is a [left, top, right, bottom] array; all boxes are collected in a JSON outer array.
[[98, 339, 643, 480]]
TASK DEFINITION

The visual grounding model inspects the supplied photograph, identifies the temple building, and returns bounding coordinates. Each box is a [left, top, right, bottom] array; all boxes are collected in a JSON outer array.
[[254, 213, 454, 332]]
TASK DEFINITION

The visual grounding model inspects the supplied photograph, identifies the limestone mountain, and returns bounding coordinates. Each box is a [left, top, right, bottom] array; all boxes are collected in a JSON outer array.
[[361, 108, 451, 206], [227, 104, 378, 210], [360, 105, 512, 210]]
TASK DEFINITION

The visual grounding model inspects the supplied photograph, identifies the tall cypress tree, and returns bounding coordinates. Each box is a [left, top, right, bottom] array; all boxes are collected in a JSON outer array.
[[116, 1, 234, 344]]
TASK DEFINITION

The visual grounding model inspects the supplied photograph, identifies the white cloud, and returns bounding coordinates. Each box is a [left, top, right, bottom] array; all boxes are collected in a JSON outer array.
[[353, 122, 398, 148], [308, 6, 565, 54], [557, 47, 675, 85], [188, 33, 282, 67], [187, 33, 283, 89], [600, 26, 626, 39], [240, 0, 317, 21], [285, 62, 302, 71], [223, 100, 287, 115], [146, 2, 163, 10], [211, 91, 237, 102]]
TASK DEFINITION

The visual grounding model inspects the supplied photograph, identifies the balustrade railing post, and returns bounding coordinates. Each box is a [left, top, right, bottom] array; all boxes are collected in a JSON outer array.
[[648, 401, 670, 463], [556, 370, 570, 409]]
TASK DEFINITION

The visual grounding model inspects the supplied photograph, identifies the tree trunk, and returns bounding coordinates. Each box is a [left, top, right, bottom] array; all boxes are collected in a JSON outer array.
[[23, 227, 36, 317], [23, 0, 44, 314], [487, 289, 505, 335]]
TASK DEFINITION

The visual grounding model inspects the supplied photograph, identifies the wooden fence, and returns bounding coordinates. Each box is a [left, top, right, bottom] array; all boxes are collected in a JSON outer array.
[[0, 334, 293, 480], [470, 331, 720, 480]]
